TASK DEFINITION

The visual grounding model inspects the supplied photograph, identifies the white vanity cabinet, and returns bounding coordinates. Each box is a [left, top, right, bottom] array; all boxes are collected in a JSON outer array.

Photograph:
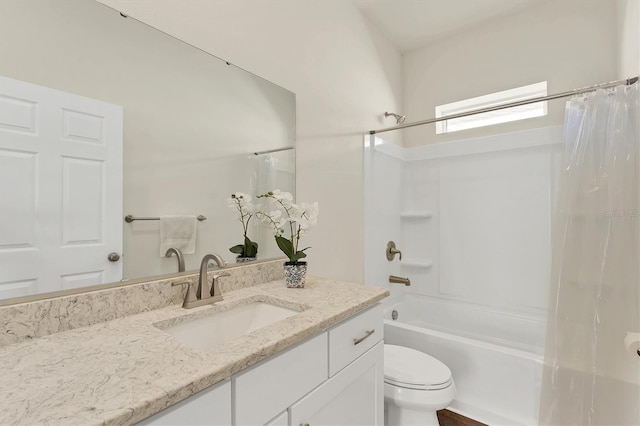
[[237, 303, 384, 426], [233, 333, 329, 425], [139, 304, 383, 426], [289, 341, 384, 426], [288, 304, 385, 426], [139, 379, 231, 425]]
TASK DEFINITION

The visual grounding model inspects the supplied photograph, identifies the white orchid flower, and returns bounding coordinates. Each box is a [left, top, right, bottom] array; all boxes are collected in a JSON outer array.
[[255, 190, 318, 262]]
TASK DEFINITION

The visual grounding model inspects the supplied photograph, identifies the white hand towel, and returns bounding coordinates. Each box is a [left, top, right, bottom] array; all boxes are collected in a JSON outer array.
[[159, 215, 197, 257]]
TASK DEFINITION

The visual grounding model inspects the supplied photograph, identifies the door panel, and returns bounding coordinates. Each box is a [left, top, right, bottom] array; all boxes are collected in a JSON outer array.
[[0, 95, 37, 134], [60, 271, 104, 290], [0, 149, 36, 247], [61, 108, 105, 145], [290, 342, 384, 426], [62, 157, 104, 244], [0, 76, 123, 299]]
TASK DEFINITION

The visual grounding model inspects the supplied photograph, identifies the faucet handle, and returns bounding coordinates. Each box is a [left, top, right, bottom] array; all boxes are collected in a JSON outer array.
[[172, 280, 197, 306], [213, 272, 231, 279], [210, 272, 230, 297], [386, 241, 402, 261]]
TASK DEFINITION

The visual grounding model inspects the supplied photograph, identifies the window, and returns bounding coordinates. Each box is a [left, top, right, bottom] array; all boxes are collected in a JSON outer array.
[[435, 81, 548, 134]]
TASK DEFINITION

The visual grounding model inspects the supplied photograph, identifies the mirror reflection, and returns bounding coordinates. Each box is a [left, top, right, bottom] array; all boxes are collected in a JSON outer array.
[[0, 0, 296, 301]]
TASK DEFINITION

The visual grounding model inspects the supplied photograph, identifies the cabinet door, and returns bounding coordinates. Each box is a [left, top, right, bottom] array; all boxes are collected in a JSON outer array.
[[289, 342, 383, 426], [138, 380, 231, 425], [234, 333, 328, 426], [265, 410, 289, 426]]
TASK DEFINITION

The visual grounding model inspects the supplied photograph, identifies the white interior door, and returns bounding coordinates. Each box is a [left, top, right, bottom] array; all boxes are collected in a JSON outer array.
[[0, 76, 123, 299]]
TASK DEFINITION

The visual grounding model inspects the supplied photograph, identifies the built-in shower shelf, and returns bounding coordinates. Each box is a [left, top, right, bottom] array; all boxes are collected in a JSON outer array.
[[399, 211, 433, 219], [401, 259, 433, 268]]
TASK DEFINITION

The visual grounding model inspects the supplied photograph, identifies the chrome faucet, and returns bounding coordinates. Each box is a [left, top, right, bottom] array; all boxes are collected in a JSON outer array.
[[198, 253, 227, 300], [165, 247, 185, 272], [172, 253, 229, 309]]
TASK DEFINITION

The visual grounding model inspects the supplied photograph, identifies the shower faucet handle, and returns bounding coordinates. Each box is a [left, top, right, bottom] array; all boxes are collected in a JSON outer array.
[[386, 241, 402, 261]]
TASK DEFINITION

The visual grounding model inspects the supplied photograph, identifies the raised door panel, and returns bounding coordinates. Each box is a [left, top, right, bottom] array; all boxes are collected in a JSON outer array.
[[290, 342, 384, 426], [0, 150, 36, 248], [0, 93, 38, 136], [234, 333, 328, 426], [137, 380, 231, 426], [62, 156, 104, 244], [61, 108, 106, 145]]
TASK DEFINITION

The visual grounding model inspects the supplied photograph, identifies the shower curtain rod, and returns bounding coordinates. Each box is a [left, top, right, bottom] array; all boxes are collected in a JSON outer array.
[[254, 146, 294, 155], [369, 76, 639, 135]]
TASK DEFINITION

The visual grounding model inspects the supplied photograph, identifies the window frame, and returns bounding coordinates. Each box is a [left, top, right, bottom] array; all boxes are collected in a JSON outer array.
[[435, 81, 548, 134]]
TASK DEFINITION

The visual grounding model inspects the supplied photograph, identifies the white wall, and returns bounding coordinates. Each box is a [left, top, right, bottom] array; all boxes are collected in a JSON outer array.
[[99, 0, 403, 283], [402, 0, 619, 147], [618, 0, 640, 78]]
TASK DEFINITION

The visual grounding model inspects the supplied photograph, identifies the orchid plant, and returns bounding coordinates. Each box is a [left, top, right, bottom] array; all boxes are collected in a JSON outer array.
[[256, 190, 319, 263], [227, 192, 258, 258]]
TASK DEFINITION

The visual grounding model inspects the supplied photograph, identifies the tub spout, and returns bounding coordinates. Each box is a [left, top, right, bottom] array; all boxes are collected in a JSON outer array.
[[389, 275, 410, 286]]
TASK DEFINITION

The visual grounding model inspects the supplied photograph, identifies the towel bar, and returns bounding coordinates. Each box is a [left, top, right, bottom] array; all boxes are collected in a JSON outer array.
[[124, 214, 207, 223]]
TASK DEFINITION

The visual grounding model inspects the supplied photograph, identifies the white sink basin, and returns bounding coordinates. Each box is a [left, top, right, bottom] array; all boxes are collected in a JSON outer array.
[[162, 302, 299, 350]]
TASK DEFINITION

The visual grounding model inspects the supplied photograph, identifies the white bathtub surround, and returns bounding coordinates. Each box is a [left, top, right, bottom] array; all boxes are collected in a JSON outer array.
[[0, 277, 388, 425], [364, 135, 404, 300], [365, 127, 562, 312], [0, 259, 286, 347], [365, 126, 562, 425]]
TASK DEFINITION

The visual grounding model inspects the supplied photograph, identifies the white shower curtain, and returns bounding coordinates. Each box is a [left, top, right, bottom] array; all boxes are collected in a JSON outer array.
[[540, 81, 639, 425]]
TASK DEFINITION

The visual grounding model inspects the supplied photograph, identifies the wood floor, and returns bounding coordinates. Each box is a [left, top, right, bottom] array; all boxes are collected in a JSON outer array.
[[437, 409, 488, 426]]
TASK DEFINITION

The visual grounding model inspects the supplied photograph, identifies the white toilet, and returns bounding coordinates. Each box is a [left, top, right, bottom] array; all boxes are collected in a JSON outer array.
[[384, 344, 456, 426]]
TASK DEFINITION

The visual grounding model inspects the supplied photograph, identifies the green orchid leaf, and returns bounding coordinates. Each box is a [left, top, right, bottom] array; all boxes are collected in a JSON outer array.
[[244, 236, 258, 257], [294, 251, 307, 261], [275, 236, 295, 260], [229, 244, 244, 254]]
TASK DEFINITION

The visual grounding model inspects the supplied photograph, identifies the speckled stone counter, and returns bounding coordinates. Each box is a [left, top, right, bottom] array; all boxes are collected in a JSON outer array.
[[0, 259, 286, 347], [0, 278, 388, 425]]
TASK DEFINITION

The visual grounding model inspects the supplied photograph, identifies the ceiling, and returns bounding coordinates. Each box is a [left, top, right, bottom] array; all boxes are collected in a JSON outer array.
[[355, 0, 545, 52]]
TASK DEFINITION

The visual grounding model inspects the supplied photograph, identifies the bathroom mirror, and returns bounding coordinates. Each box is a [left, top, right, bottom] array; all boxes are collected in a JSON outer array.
[[0, 0, 295, 302]]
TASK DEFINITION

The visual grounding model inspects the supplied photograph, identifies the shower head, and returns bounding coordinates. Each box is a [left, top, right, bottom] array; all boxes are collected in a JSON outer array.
[[385, 111, 406, 125]]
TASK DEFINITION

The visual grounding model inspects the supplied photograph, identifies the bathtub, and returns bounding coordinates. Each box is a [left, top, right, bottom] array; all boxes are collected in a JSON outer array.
[[383, 295, 545, 426]]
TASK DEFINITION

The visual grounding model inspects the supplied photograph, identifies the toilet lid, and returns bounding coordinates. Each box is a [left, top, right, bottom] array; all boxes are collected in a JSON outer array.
[[384, 344, 452, 390]]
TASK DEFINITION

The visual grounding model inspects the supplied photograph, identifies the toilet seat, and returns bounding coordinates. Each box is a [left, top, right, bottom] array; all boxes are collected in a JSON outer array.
[[384, 344, 453, 391]]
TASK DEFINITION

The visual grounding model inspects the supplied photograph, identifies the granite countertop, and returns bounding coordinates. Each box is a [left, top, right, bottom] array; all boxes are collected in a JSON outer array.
[[0, 278, 388, 426]]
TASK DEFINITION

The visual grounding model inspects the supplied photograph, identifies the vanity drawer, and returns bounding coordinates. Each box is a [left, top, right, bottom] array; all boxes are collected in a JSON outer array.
[[328, 304, 383, 376], [233, 332, 328, 426]]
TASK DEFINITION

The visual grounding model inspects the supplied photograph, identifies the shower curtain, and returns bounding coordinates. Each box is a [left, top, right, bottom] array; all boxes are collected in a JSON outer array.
[[540, 81, 639, 425]]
